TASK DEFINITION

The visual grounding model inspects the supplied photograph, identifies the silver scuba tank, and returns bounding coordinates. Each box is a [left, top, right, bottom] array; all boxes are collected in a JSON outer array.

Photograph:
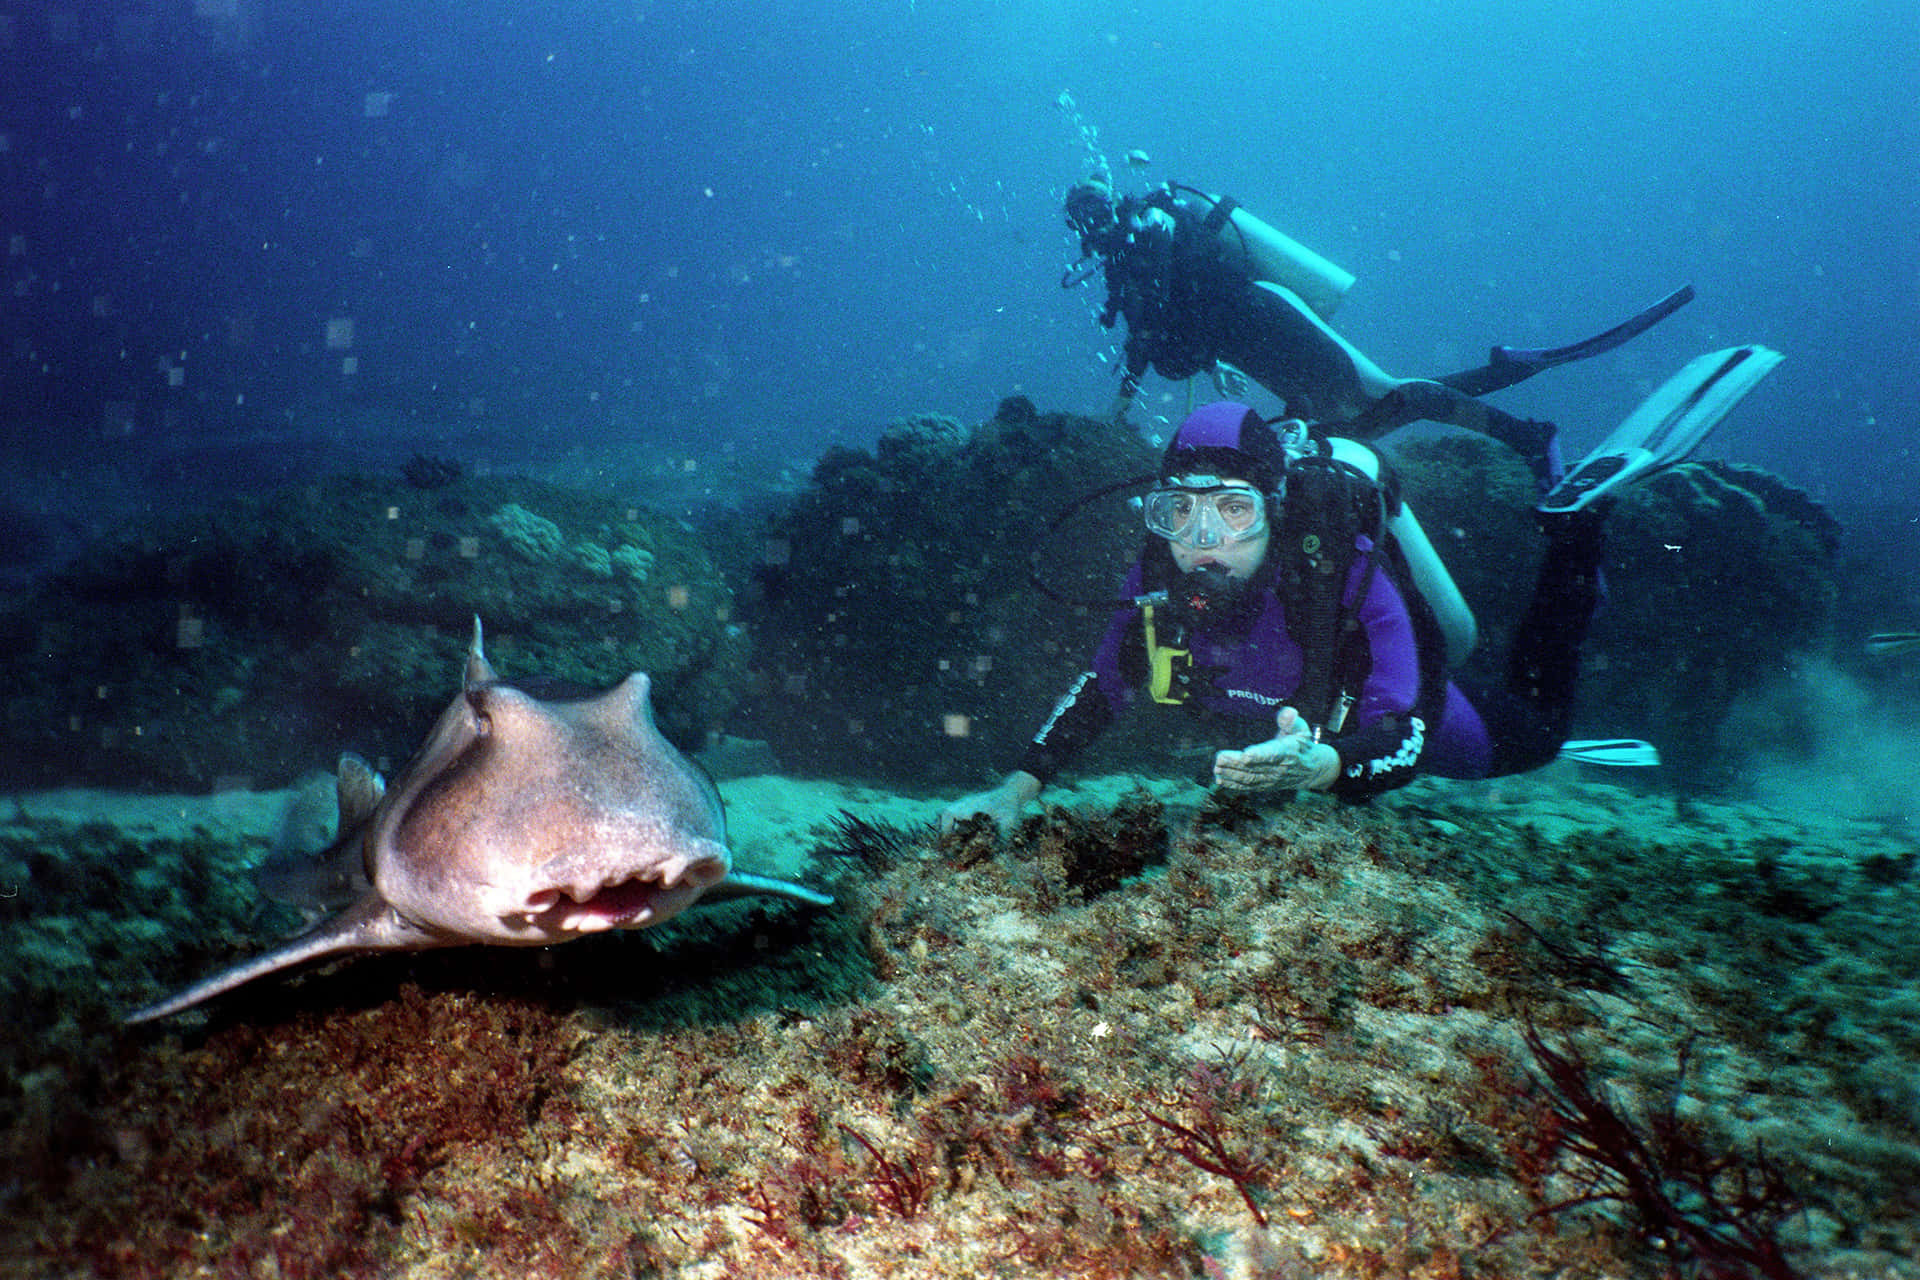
[[1183, 188, 1356, 322]]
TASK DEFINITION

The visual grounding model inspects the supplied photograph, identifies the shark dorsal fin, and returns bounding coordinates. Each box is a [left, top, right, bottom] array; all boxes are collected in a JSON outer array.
[[464, 615, 499, 687]]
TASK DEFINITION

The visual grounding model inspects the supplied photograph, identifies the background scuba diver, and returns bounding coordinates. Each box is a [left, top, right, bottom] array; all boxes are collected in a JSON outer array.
[[941, 344, 1781, 833], [1061, 175, 1696, 493]]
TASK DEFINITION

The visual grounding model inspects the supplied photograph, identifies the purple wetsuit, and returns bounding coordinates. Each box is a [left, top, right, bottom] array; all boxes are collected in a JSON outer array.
[[1015, 522, 1598, 802]]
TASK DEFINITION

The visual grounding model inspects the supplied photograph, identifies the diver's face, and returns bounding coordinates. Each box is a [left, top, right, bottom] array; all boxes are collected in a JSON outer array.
[[1066, 188, 1116, 252], [1172, 527, 1268, 580], [1151, 475, 1270, 580]]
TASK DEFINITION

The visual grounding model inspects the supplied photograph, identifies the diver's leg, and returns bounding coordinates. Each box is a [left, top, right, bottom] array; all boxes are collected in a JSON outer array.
[[1450, 506, 1608, 777], [1221, 280, 1564, 488], [1220, 282, 1397, 419], [1489, 507, 1607, 771], [1339, 376, 1563, 491], [1440, 395, 1565, 492]]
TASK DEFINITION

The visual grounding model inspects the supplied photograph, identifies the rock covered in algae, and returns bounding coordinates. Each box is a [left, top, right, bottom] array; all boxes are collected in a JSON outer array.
[[738, 402, 1159, 784], [0, 471, 743, 789], [7, 775, 1919, 1277]]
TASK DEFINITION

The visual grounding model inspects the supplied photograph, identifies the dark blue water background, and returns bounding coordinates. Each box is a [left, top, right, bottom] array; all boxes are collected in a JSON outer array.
[[3, 0, 1915, 522]]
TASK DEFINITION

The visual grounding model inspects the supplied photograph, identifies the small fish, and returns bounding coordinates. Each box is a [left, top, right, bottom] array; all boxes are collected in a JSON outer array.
[[1864, 632, 1920, 658], [1125, 148, 1151, 169]]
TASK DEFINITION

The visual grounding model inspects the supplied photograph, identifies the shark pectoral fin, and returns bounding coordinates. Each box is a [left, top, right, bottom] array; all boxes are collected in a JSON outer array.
[[708, 870, 835, 908], [122, 895, 447, 1026], [336, 752, 385, 834]]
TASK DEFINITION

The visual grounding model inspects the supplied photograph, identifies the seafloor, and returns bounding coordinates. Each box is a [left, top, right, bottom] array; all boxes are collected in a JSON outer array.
[[2, 762, 1917, 1279]]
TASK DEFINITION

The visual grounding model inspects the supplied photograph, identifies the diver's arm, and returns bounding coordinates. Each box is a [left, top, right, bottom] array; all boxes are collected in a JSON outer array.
[[1014, 670, 1116, 785], [1001, 599, 1138, 797], [1322, 559, 1449, 802], [1110, 352, 1147, 425], [939, 770, 1042, 835], [1213, 707, 1342, 793], [939, 669, 1113, 835], [952, 596, 1139, 832]]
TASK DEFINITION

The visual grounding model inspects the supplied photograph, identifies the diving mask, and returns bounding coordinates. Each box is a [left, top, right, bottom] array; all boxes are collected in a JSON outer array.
[[1142, 477, 1269, 548]]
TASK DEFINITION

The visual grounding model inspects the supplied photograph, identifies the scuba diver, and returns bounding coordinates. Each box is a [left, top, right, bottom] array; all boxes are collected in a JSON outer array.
[[941, 345, 1781, 832], [1060, 175, 1697, 494]]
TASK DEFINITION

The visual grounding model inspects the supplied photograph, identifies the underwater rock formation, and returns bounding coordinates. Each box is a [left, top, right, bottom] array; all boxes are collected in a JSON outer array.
[[738, 404, 1158, 784], [0, 473, 743, 789], [1588, 459, 1841, 787], [743, 417, 1837, 793]]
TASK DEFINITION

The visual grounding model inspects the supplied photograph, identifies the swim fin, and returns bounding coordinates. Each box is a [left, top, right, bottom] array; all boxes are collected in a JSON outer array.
[[1537, 344, 1783, 515], [1864, 632, 1920, 658], [1558, 739, 1662, 767], [1441, 284, 1696, 398]]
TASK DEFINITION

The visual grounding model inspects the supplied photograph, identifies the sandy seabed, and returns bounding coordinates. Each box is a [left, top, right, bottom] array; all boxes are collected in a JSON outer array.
[[2, 763, 1917, 1279]]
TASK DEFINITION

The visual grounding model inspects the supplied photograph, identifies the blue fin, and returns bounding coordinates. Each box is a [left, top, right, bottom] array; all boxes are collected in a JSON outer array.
[[1441, 285, 1695, 397], [1865, 632, 1920, 658]]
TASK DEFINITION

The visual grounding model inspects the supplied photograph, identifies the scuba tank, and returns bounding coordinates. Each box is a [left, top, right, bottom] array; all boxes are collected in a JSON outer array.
[[1172, 185, 1356, 321], [1325, 437, 1478, 668], [1259, 420, 1478, 674]]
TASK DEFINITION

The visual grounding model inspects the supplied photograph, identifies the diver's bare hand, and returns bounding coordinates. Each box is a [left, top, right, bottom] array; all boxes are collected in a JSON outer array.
[[939, 771, 1042, 835], [1213, 707, 1340, 793]]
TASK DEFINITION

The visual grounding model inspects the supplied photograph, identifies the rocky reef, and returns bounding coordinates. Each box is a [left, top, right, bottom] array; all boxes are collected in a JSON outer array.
[[5, 774, 1918, 1277], [0, 472, 744, 789], [1590, 460, 1841, 785], [738, 417, 1839, 794], [737, 402, 1160, 785]]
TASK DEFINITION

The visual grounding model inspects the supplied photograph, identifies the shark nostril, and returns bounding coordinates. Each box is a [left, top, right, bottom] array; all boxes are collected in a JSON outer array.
[[525, 888, 561, 913]]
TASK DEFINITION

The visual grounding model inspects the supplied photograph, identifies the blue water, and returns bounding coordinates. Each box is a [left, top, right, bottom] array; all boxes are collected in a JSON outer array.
[[3, 0, 1914, 512]]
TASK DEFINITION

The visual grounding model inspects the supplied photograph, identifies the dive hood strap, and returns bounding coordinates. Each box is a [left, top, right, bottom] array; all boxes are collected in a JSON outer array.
[[1027, 471, 1161, 609]]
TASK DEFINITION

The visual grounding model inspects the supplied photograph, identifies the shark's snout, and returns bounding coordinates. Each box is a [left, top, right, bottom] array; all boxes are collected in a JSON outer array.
[[518, 847, 728, 933]]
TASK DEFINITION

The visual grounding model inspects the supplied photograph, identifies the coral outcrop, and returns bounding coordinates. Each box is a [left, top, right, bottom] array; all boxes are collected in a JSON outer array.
[[1386, 435, 1840, 790], [738, 403, 1159, 784], [741, 417, 1838, 793], [0, 472, 743, 788]]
